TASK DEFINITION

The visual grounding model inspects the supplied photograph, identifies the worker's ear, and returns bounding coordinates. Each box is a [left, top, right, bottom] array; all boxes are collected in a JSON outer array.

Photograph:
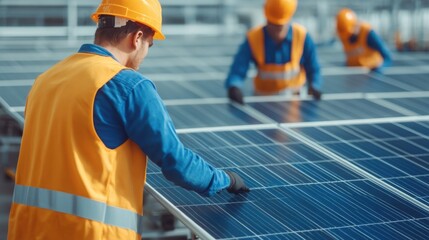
[[131, 30, 144, 49]]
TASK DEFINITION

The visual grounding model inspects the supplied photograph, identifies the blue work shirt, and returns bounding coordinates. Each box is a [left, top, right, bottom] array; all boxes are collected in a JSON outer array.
[[225, 25, 323, 91], [350, 29, 392, 71], [78, 44, 230, 197]]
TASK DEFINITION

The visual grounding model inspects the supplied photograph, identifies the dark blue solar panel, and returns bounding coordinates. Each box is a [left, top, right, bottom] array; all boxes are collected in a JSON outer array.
[[323, 74, 406, 93], [188, 80, 225, 98], [0, 72, 40, 80], [391, 59, 427, 67], [386, 73, 429, 91], [291, 121, 429, 210], [155, 81, 201, 99], [0, 86, 31, 107], [249, 99, 404, 123], [167, 104, 263, 129], [384, 97, 429, 115]]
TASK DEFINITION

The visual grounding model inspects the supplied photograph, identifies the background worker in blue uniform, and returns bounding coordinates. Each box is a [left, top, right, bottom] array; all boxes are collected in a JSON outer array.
[[336, 8, 392, 73], [225, 0, 323, 105], [8, 0, 249, 239]]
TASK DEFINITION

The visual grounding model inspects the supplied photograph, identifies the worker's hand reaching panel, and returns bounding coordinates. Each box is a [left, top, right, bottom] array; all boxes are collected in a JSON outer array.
[[308, 86, 322, 100], [228, 87, 244, 105], [226, 171, 250, 194]]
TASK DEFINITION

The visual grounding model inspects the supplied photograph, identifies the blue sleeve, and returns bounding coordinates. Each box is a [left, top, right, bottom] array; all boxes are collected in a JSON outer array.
[[367, 30, 392, 68], [94, 70, 230, 197], [301, 33, 323, 91], [225, 37, 253, 89]]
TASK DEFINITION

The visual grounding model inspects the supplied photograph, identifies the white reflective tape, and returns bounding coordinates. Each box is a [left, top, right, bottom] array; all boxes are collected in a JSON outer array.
[[13, 184, 144, 234], [346, 47, 364, 57], [257, 67, 300, 81]]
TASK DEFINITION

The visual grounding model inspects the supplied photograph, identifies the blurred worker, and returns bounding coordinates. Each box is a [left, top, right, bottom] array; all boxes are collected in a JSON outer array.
[[395, 32, 429, 52], [8, 0, 249, 239], [226, 0, 323, 104], [336, 8, 392, 73]]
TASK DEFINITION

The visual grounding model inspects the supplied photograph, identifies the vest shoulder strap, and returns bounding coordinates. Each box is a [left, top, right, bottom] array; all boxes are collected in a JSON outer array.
[[291, 23, 307, 62], [247, 26, 265, 65]]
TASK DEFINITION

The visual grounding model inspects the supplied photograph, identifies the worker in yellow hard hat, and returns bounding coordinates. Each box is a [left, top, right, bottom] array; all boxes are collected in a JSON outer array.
[[336, 8, 392, 72], [225, 0, 323, 104], [8, 0, 249, 239]]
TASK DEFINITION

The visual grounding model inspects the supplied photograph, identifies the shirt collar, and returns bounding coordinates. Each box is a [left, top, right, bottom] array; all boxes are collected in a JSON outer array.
[[263, 24, 293, 45], [78, 44, 119, 62]]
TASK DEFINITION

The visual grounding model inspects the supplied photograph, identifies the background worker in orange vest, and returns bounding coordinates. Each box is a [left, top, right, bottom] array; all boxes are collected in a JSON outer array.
[[336, 8, 392, 73], [8, 0, 249, 239], [225, 0, 323, 104]]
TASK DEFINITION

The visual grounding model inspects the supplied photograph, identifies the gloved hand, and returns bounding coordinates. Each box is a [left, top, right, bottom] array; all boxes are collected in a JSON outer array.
[[228, 87, 244, 105], [308, 86, 322, 100], [370, 67, 383, 74], [226, 171, 250, 194]]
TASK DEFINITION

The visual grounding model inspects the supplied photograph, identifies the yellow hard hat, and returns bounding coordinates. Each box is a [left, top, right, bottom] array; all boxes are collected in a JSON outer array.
[[264, 0, 297, 25], [336, 8, 357, 38], [91, 0, 165, 40]]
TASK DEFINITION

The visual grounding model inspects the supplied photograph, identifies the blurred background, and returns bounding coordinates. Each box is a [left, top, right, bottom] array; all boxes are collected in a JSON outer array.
[[0, 0, 428, 46], [0, 0, 428, 239]]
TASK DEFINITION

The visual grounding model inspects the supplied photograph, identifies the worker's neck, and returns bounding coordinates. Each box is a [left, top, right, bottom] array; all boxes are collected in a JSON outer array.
[[100, 44, 129, 66]]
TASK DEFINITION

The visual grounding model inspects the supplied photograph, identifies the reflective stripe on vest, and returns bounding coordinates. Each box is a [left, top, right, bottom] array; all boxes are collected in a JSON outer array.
[[13, 184, 144, 234], [345, 46, 364, 58], [257, 67, 301, 81]]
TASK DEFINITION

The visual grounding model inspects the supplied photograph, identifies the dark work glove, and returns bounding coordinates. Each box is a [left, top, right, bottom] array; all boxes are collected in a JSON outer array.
[[370, 67, 383, 74], [228, 87, 244, 105], [308, 86, 322, 100], [226, 171, 250, 194]]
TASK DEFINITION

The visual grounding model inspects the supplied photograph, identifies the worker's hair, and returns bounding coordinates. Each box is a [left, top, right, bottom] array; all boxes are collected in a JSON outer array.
[[94, 16, 155, 45]]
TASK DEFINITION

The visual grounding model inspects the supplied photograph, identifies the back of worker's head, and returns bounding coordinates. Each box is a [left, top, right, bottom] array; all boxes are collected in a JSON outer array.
[[336, 8, 358, 39], [91, 0, 165, 44], [264, 0, 297, 25]]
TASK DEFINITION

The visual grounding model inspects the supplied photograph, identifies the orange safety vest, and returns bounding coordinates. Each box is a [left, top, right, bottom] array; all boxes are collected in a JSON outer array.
[[247, 23, 307, 94], [8, 53, 147, 239], [341, 23, 383, 69]]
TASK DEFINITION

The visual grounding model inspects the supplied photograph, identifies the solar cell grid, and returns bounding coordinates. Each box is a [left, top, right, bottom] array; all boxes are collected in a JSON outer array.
[[322, 74, 407, 93], [384, 97, 429, 115], [166, 104, 264, 129], [287, 121, 429, 211], [386, 73, 429, 91], [146, 124, 429, 239], [248, 98, 407, 123]]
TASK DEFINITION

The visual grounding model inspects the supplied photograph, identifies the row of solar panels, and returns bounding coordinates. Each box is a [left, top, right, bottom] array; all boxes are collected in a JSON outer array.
[[0, 36, 429, 239], [1, 73, 429, 129], [146, 119, 429, 239]]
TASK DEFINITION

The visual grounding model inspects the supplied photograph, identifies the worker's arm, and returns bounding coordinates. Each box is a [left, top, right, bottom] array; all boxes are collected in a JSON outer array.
[[94, 71, 248, 196], [225, 38, 253, 104], [367, 30, 392, 72], [301, 33, 323, 100]]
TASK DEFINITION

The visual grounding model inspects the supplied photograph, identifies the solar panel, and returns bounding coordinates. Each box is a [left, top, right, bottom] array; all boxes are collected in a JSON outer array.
[[323, 74, 408, 93], [248, 98, 407, 123], [155, 81, 203, 100], [0, 85, 31, 107], [146, 124, 429, 239], [166, 103, 266, 129], [290, 121, 429, 204], [0, 72, 41, 81], [385, 73, 429, 91], [384, 97, 429, 115]]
